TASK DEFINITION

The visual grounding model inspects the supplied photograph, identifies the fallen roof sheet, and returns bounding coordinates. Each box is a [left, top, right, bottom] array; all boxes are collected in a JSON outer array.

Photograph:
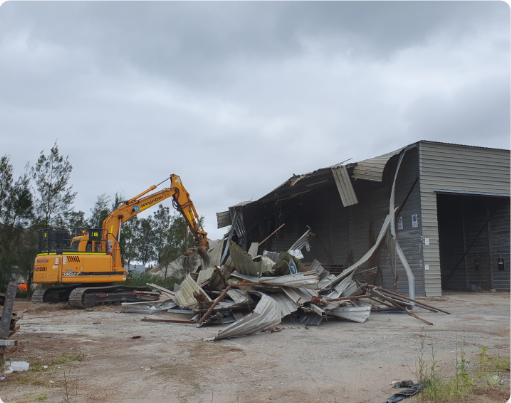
[[213, 293, 281, 340], [231, 272, 319, 289], [308, 259, 331, 280], [297, 312, 325, 326], [229, 240, 260, 276], [281, 287, 318, 305], [331, 164, 358, 207], [121, 300, 177, 314], [248, 242, 259, 258], [329, 301, 371, 323], [269, 292, 299, 318], [176, 274, 212, 309], [197, 267, 215, 285]]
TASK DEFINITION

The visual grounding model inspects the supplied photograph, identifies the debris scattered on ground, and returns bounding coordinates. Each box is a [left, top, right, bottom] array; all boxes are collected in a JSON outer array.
[[121, 225, 449, 341], [384, 380, 426, 403]]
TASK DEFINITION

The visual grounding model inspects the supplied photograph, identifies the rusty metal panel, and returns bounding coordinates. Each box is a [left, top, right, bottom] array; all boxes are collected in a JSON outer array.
[[353, 147, 405, 182], [331, 165, 358, 207], [216, 211, 232, 229]]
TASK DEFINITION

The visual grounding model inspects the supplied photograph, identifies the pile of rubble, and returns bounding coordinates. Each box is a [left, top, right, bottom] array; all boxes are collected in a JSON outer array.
[[122, 227, 449, 340]]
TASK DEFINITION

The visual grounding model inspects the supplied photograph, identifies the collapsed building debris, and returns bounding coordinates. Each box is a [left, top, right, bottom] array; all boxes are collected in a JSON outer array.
[[121, 222, 449, 341]]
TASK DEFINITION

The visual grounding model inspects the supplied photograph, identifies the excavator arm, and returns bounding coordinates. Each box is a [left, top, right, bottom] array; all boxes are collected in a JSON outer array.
[[103, 174, 208, 268]]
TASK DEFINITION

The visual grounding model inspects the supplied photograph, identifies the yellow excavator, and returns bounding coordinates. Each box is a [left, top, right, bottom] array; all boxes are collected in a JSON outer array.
[[32, 174, 209, 308]]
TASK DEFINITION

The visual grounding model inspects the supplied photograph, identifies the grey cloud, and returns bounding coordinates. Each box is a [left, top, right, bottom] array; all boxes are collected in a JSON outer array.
[[0, 1, 508, 239]]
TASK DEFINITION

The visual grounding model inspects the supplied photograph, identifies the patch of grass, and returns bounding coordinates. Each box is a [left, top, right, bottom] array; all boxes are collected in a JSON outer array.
[[37, 394, 48, 401], [415, 337, 508, 402], [475, 347, 510, 389]]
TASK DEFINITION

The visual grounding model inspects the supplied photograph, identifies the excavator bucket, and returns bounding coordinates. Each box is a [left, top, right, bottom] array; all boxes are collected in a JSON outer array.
[[183, 247, 210, 272]]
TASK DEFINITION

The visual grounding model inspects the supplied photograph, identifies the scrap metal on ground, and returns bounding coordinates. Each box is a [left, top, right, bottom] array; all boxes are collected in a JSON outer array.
[[121, 225, 449, 340]]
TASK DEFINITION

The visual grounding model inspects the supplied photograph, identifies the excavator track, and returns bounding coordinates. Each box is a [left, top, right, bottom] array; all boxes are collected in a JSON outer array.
[[69, 286, 152, 308], [32, 286, 80, 304]]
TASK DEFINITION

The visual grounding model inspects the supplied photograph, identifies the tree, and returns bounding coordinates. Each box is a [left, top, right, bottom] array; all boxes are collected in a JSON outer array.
[[153, 205, 171, 265], [0, 154, 13, 220], [136, 215, 157, 266], [120, 216, 140, 270], [0, 158, 35, 292], [31, 141, 77, 227], [88, 193, 111, 228], [65, 210, 88, 234]]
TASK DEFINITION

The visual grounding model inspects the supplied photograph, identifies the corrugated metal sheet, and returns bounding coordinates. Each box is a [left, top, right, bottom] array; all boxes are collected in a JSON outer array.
[[216, 211, 232, 229], [389, 148, 424, 296], [175, 274, 212, 309], [229, 240, 259, 276], [208, 239, 224, 267], [308, 259, 330, 280], [214, 293, 281, 340], [248, 242, 259, 258], [331, 165, 358, 207], [226, 289, 252, 305], [297, 312, 325, 326], [419, 142, 510, 296], [197, 267, 215, 284], [281, 287, 318, 305], [329, 301, 371, 323], [230, 272, 319, 289], [269, 293, 299, 318], [488, 198, 510, 290], [352, 147, 405, 182], [288, 229, 313, 253]]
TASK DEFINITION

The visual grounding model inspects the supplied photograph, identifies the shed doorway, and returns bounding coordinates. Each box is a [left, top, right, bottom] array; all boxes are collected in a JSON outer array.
[[437, 193, 510, 291]]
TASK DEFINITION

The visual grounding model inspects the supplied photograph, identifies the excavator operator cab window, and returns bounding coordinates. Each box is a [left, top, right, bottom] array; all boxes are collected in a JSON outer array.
[[86, 241, 92, 253], [94, 242, 101, 252], [70, 241, 80, 251]]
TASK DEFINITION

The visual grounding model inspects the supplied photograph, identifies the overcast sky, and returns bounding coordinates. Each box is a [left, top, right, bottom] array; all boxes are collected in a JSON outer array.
[[0, 1, 509, 239]]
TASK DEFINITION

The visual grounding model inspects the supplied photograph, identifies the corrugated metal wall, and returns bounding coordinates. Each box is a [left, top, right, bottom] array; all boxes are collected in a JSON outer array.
[[488, 198, 510, 290], [390, 148, 425, 295], [419, 142, 510, 296]]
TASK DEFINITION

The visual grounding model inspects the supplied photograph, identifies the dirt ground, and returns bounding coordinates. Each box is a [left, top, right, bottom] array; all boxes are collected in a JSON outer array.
[[1, 292, 509, 403]]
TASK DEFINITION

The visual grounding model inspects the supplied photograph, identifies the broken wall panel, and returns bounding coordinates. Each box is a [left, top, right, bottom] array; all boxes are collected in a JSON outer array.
[[214, 293, 281, 340], [331, 164, 358, 207], [176, 274, 212, 309], [229, 240, 260, 276], [216, 211, 232, 229]]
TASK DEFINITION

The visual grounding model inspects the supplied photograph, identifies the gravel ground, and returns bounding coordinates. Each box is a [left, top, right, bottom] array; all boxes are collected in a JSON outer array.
[[0, 292, 509, 403]]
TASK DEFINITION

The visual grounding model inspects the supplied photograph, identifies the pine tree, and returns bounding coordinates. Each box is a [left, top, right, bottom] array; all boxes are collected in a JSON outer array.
[[31, 141, 77, 227], [88, 193, 111, 228]]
